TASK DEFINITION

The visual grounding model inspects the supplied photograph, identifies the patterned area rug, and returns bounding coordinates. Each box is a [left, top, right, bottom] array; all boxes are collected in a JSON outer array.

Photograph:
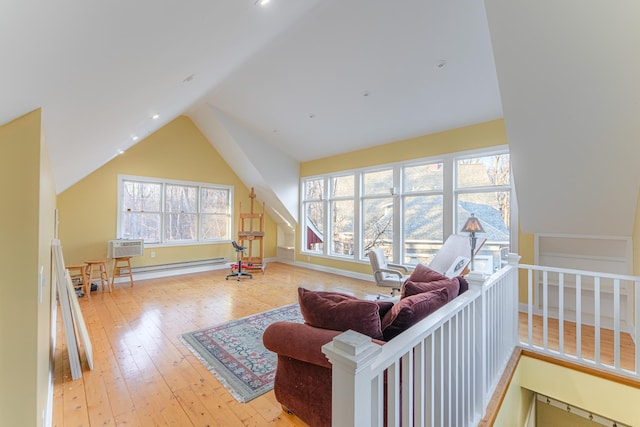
[[180, 303, 303, 403]]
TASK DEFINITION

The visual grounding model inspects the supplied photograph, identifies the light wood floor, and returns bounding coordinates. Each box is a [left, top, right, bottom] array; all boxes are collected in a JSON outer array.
[[53, 263, 637, 426], [518, 312, 637, 372], [53, 262, 378, 427]]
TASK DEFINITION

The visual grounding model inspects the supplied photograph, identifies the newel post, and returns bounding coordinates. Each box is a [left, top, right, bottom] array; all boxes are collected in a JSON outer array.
[[321, 330, 382, 427]]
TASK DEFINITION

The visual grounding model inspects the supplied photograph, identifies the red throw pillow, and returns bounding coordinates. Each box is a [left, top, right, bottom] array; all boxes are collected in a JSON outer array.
[[406, 263, 448, 283], [297, 288, 385, 340], [380, 289, 449, 341], [402, 277, 460, 301]]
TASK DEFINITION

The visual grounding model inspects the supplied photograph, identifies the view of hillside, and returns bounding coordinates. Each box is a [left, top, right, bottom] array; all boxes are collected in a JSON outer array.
[[304, 154, 511, 271]]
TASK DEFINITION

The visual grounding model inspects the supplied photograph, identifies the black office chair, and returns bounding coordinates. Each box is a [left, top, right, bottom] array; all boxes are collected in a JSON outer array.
[[226, 241, 253, 281]]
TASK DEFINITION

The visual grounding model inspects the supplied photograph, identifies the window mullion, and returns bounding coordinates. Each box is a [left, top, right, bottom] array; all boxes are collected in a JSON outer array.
[[392, 165, 402, 263], [443, 159, 454, 238], [354, 173, 362, 260]]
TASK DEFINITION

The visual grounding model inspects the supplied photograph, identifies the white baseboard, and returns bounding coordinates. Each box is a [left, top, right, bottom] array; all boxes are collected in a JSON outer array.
[[108, 256, 376, 288], [284, 259, 373, 282], [110, 262, 228, 283]]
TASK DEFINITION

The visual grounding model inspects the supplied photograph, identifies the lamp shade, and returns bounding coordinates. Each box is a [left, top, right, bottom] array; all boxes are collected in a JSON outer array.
[[461, 213, 485, 234]]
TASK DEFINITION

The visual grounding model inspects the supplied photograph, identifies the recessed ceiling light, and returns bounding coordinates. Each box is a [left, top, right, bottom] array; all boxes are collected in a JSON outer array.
[[255, 0, 270, 5], [152, 114, 160, 120], [436, 60, 447, 69], [132, 135, 139, 141], [118, 149, 125, 155]]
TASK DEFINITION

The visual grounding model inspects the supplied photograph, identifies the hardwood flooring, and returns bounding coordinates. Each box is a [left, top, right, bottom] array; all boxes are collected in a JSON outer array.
[[518, 312, 637, 372], [53, 262, 378, 427], [53, 263, 637, 426]]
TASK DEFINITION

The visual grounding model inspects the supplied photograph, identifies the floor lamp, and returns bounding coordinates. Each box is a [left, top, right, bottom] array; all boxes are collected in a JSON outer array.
[[461, 213, 485, 271]]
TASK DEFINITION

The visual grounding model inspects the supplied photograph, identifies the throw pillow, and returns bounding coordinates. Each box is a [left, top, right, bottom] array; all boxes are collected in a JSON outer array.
[[380, 289, 449, 341], [375, 300, 395, 319], [402, 277, 460, 301], [297, 288, 385, 340], [406, 263, 448, 283], [458, 275, 469, 295]]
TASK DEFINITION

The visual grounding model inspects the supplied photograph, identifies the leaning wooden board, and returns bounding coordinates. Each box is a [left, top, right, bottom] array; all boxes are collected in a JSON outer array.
[[52, 239, 94, 379]]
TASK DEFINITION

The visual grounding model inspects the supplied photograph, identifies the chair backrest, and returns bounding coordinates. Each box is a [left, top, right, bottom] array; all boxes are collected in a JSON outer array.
[[368, 247, 388, 273]]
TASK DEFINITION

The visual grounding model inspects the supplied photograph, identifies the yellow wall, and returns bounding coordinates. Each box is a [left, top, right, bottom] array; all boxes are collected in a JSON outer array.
[[298, 119, 533, 274], [493, 363, 534, 427], [0, 109, 56, 426], [57, 116, 276, 267], [513, 356, 640, 426], [537, 401, 601, 426], [301, 119, 508, 176]]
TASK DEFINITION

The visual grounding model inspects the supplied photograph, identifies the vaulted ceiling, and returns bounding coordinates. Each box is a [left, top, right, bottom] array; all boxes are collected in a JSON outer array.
[[2, 0, 639, 237]]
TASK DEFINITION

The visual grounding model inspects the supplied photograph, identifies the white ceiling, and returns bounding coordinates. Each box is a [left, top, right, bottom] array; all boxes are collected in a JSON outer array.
[[2, 0, 639, 237]]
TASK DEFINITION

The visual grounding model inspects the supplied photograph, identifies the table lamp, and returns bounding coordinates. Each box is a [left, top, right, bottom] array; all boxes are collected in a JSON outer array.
[[461, 213, 485, 271]]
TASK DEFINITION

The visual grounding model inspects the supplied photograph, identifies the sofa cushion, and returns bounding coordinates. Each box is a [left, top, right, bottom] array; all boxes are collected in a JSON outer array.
[[402, 277, 460, 301], [402, 263, 469, 298], [380, 289, 449, 341], [297, 288, 385, 340], [457, 275, 469, 295], [406, 263, 448, 283], [375, 300, 395, 319]]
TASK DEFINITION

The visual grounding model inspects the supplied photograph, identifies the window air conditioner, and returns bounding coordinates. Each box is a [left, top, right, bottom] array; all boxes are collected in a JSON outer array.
[[108, 239, 144, 258]]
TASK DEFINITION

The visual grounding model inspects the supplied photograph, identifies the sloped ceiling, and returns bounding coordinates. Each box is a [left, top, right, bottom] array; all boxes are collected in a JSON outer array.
[[485, 0, 640, 236], [2, 0, 638, 237]]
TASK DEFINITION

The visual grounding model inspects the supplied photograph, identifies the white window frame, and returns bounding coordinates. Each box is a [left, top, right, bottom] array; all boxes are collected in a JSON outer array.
[[300, 145, 517, 266], [117, 174, 233, 247]]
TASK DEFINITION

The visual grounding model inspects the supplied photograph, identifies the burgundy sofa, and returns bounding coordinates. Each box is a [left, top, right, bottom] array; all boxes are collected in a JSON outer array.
[[263, 265, 468, 427]]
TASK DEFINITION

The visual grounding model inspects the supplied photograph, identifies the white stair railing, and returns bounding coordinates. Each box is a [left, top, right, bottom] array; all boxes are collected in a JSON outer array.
[[322, 255, 520, 427], [519, 263, 640, 379]]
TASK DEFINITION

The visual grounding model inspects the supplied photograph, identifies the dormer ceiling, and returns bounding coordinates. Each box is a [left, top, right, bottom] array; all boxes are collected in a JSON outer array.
[[2, 0, 638, 237]]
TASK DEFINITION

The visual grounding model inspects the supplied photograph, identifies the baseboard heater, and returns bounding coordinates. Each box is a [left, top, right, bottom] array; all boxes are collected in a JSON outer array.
[[130, 258, 228, 274]]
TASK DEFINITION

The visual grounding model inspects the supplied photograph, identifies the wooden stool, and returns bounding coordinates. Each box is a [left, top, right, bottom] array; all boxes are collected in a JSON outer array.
[[85, 260, 111, 293], [66, 264, 88, 297], [111, 257, 134, 288]]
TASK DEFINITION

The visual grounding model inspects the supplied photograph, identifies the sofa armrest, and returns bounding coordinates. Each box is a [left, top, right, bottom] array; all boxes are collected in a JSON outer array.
[[263, 322, 345, 369]]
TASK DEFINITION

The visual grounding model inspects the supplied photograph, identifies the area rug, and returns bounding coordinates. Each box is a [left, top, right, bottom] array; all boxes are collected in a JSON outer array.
[[180, 303, 303, 403]]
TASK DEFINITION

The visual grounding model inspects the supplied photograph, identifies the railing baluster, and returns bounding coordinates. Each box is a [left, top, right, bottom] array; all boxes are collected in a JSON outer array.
[[528, 268, 533, 346], [462, 306, 468, 425], [594, 277, 601, 365], [414, 340, 425, 427], [446, 320, 452, 426], [635, 280, 640, 377], [559, 272, 564, 355], [576, 275, 582, 360], [613, 279, 620, 370], [543, 270, 549, 350], [427, 334, 434, 426], [437, 327, 444, 425], [401, 352, 412, 426]]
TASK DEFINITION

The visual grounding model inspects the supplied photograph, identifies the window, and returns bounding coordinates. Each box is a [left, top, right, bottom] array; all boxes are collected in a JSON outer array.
[[300, 147, 515, 269], [402, 162, 444, 265], [302, 178, 324, 252], [118, 175, 232, 245], [455, 153, 512, 273], [362, 169, 394, 257], [329, 175, 354, 256]]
